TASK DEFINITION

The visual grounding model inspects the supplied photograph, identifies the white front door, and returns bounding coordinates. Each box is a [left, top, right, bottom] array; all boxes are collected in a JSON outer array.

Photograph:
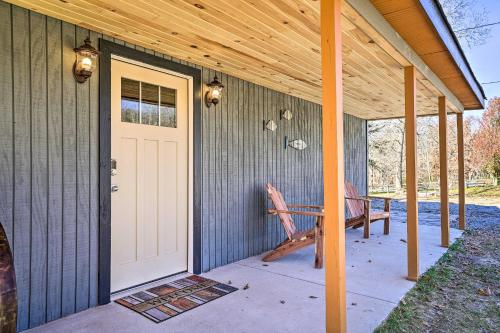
[[110, 59, 189, 292]]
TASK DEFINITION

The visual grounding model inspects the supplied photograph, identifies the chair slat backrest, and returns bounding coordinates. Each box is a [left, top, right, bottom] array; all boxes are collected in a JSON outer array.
[[266, 183, 297, 239], [345, 182, 364, 218]]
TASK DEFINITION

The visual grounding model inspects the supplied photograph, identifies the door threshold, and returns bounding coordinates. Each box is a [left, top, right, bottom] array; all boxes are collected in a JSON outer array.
[[110, 271, 189, 300]]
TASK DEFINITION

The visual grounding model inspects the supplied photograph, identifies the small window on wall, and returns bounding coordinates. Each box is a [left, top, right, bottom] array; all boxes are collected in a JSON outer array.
[[121, 77, 177, 128]]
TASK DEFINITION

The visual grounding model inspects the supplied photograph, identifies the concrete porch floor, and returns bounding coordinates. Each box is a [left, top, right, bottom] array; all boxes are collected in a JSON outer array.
[[27, 219, 461, 333]]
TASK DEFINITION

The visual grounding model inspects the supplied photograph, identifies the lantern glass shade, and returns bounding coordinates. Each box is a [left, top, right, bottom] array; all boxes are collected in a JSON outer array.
[[210, 86, 222, 99], [206, 75, 224, 107], [73, 37, 100, 83], [75, 51, 97, 72]]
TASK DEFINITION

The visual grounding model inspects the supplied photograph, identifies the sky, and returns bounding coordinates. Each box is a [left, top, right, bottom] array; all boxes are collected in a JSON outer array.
[[459, 0, 500, 119]]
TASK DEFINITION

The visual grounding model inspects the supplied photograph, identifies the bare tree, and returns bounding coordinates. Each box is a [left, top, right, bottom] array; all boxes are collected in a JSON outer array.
[[439, 0, 491, 47], [368, 120, 406, 193]]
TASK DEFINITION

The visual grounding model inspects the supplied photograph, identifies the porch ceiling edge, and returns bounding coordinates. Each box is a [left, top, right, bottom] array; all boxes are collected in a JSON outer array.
[[346, 0, 464, 113]]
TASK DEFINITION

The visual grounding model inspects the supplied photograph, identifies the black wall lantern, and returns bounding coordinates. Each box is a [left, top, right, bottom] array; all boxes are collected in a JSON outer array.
[[205, 75, 224, 107], [73, 37, 100, 83]]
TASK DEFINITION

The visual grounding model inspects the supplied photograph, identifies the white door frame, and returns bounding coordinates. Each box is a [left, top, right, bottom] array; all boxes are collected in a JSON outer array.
[[111, 54, 195, 276]]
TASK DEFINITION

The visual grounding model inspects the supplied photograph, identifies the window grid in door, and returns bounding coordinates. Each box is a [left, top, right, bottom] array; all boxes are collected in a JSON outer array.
[[121, 77, 177, 128]]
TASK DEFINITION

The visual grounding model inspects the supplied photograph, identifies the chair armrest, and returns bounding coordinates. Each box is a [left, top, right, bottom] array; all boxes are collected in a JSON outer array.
[[345, 196, 370, 202], [267, 209, 324, 217], [287, 204, 324, 210]]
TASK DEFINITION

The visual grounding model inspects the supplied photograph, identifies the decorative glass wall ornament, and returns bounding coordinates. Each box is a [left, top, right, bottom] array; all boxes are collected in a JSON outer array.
[[289, 139, 307, 150], [281, 109, 293, 120], [265, 120, 277, 131]]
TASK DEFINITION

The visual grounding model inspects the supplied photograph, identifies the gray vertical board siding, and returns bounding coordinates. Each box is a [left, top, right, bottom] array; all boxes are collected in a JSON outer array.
[[61, 21, 77, 317], [12, 6, 31, 331], [75, 26, 91, 312], [227, 75, 236, 263], [214, 70, 222, 268], [208, 68, 216, 270], [276, 91, 282, 244], [201, 67, 210, 272], [257, 85, 264, 254], [268, 88, 276, 249], [29, 12, 48, 328], [88, 30, 101, 308], [237, 79, 245, 260], [249, 82, 256, 255], [220, 72, 228, 266], [46, 16, 63, 322], [232, 76, 241, 261], [266, 88, 274, 250], [344, 114, 368, 196], [0, 2, 13, 245], [243, 81, 250, 258], [276, 92, 285, 242], [262, 88, 269, 251], [1, 4, 368, 330], [246, 82, 253, 256]]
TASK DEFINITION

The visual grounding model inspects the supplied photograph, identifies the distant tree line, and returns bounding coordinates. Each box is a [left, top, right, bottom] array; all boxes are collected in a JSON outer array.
[[368, 97, 500, 193], [368, 0, 496, 193]]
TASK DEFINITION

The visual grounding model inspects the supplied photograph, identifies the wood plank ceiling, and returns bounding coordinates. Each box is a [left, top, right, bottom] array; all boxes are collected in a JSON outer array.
[[7, 0, 462, 119]]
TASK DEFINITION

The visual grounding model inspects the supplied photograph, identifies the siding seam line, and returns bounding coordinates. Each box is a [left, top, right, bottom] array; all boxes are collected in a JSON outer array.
[[10, 4, 15, 257], [44, 14, 49, 324], [87, 27, 92, 309], [59, 20, 63, 319], [74, 26, 78, 314], [28, 10, 33, 327]]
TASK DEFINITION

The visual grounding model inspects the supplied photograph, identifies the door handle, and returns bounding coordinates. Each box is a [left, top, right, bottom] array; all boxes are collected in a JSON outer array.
[[111, 158, 118, 176], [111, 184, 119, 193]]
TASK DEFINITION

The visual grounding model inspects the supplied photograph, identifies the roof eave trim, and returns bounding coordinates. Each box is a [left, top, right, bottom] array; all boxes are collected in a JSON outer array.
[[347, 0, 464, 113], [419, 0, 486, 108]]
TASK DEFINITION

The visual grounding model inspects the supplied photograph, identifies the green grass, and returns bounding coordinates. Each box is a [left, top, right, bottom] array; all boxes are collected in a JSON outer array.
[[374, 241, 463, 333], [371, 185, 500, 199], [375, 226, 500, 333], [457, 185, 500, 198], [368, 191, 405, 199]]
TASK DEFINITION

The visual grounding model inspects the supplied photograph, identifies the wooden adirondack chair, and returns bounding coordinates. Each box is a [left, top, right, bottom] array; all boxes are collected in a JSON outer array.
[[264, 183, 325, 268], [345, 182, 391, 239]]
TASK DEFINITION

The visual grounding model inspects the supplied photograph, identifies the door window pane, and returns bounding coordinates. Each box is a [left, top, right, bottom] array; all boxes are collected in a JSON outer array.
[[121, 78, 140, 123], [121, 77, 178, 128], [141, 82, 159, 126], [160, 87, 177, 128]]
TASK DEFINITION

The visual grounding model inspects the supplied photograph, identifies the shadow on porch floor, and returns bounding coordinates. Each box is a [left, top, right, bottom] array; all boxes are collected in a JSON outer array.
[[27, 219, 461, 333]]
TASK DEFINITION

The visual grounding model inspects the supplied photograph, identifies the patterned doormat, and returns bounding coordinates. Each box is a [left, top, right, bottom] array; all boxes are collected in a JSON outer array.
[[115, 275, 238, 323]]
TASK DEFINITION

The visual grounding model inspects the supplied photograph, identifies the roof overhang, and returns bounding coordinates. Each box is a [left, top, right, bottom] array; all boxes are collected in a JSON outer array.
[[419, 0, 486, 108], [371, 0, 485, 109]]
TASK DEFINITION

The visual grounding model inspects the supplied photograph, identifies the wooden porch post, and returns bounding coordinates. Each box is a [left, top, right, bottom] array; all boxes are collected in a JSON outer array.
[[457, 113, 466, 230], [404, 66, 419, 281], [320, 0, 346, 332], [438, 97, 450, 247]]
